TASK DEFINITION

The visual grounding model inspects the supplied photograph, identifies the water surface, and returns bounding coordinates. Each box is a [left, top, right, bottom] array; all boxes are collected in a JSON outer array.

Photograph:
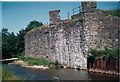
[[2, 64, 118, 80]]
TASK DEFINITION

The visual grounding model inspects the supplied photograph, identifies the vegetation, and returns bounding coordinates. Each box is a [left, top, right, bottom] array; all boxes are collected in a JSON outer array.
[[87, 46, 119, 62], [2, 29, 18, 58], [69, 17, 81, 23], [23, 57, 58, 69], [2, 20, 43, 59], [69, 16, 84, 23], [2, 19, 58, 69], [17, 51, 59, 69], [97, 9, 120, 17], [17, 51, 25, 60], [69, 9, 120, 23], [27, 25, 45, 34], [2, 67, 20, 80]]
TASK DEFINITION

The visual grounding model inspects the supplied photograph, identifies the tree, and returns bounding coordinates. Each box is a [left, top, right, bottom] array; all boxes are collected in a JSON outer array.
[[17, 20, 43, 54], [2, 29, 18, 58], [25, 20, 43, 32], [2, 20, 43, 59]]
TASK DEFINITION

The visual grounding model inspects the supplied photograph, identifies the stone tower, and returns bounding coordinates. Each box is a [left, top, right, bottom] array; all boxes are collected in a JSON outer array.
[[82, 2, 97, 13], [49, 10, 60, 25]]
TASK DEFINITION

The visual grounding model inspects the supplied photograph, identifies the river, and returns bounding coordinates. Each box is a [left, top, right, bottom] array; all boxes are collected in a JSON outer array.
[[2, 64, 119, 80]]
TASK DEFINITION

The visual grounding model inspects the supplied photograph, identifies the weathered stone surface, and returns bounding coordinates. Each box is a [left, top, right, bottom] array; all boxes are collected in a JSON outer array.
[[25, 2, 119, 69], [49, 10, 60, 25], [25, 21, 87, 69], [82, 2, 97, 13], [84, 11, 119, 50]]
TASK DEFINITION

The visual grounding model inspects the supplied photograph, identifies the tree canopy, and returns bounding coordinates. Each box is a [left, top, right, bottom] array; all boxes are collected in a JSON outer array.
[[2, 20, 43, 59]]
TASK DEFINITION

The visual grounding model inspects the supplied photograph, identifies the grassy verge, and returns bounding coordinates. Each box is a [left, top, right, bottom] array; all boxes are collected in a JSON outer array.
[[17, 51, 58, 69], [23, 57, 58, 69], [97, 9, 119, 17], [2, 67, 20, 80]]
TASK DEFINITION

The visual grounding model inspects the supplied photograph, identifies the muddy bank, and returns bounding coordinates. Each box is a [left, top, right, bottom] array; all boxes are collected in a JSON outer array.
[[88, 68, 120, 76]]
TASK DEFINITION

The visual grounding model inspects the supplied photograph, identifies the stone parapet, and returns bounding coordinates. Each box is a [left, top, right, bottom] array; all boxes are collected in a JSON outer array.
[[49, 10, 60, 25]]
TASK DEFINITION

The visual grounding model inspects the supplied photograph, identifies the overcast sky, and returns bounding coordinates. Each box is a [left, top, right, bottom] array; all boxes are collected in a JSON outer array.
[[2, 1, 119, 34]]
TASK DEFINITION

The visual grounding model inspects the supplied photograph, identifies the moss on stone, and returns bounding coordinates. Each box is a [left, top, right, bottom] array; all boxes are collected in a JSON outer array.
[[26, 25, 46, 34], [69, 17, 81, 23]]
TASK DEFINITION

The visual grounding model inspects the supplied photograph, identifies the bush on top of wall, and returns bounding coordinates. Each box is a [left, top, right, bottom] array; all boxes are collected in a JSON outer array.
[[87, 46, 119, 61]]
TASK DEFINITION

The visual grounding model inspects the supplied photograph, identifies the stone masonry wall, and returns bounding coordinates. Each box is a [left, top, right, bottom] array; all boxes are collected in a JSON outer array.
[[25, 2, 119, 69], [25, 21, 87, 69], [84, 11, 119, 50], [81, 1, 119, 50], [49, 10, 60, 25], [82, 2, 97, 13]]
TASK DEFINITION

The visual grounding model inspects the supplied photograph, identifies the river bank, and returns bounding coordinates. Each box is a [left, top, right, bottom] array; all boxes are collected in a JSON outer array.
[[2, 63, 118, 80], [9, 60, 120, 76], [9, 60, 49, 70], [88, 68, 120, 76]]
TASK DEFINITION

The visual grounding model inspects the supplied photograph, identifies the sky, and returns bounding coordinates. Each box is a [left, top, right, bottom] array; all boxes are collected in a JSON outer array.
[[2, 1, 119, 34]]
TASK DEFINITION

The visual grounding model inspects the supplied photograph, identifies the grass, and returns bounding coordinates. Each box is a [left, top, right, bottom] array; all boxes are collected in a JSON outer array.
[[97, 9, 120, 17], [23, 57, 58, 69], [69, 17, 81, 23], [17, 51, 58, 69], [2, 67, 20, 80], [26, 25, 46, 34]]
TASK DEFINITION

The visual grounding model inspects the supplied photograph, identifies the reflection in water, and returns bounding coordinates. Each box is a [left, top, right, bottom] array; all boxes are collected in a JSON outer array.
[[2, 64, 118, 80]]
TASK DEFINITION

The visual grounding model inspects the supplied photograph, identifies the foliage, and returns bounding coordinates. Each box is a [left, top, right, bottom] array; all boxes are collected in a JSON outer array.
[[2, 67, 20, 80], [17, 20, 43, 54], [23, 57, 58, 69], [25, 20, 43, 32], [2, 29, 18, 58], [18, 51, 25, 60], [103, 47, 119, 59], [88, 48, 104, 61], [97, 9, 120, 17], [2, 20, 43, 59], [88, 47, 119, 61]]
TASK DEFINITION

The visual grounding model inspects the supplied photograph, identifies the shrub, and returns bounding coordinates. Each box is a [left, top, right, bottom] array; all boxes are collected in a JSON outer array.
[[97, 9, 120, 17], [18, 51, 25, 60], [88, 47, 119, 60], [88, 48, 104, 61]]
